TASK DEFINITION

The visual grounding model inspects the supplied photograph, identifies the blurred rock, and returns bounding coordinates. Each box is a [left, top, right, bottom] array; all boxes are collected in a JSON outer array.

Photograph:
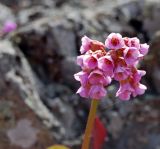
[[61, 57, 80, 89], [0, 40, 65, 138], [0, 0, 50, 10], [17, 6, 45, 25], [104, 99, 160, 149], [107, 112, 123, 139], [115, 1, 143, 21], [0, 99, 54, 149], [1, 0, 71, 10], [13, 18, 79, 89], [0, 3, 15, 27], [0, 94, 53, 149], [46, 97, 78, 139], [7, 119, 39, 148], [144, 2, 160, 37], [144, 31, 160, 94], [51, 22, 77, 57]]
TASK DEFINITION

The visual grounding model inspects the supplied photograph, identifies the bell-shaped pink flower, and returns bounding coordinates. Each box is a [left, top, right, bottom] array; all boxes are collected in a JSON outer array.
[[80, 36, 92, 54], [114, 58, 130, 81], [105, 33, 124, 50], [74, 71, 89, 86], [98, 55, 114, 76], [119, 80, 134, 92], [76, 86, 90, 98], [88, 70, 111, 86], [90, 40, 105, 52], [114, 70, 129, 81], [77, 55, 84, 68], [91, 50, 106, 60], [133, 70, 146, 82], [123, 47, 141, 65], [116, 79, 133, 100], [132, 83, 147, 97], [89, 85, 106, 99], [83, 54, 98, 70], [128, 37, 140, 49], [139, 43, 149, 56], [116, 90, 131, 100], [123, 37, 129, 47]]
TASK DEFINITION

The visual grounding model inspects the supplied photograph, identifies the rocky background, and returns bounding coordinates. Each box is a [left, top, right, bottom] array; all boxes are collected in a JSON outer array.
[[0, 0, 160, 149]]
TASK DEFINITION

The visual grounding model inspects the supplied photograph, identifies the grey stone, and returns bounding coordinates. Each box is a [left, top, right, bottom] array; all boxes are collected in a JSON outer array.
[[0, 3, 15, 27], [0, 40, 63, 132], [7, 119, 39, 148]]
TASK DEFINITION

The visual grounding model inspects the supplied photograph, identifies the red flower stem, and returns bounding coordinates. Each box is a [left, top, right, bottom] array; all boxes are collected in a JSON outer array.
[[81, 99, 100, 149]]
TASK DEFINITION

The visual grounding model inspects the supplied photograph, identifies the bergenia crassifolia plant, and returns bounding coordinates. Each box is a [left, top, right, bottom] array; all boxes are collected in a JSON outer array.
[[2, 21, 17, 33], [74, 33, 149, 149]]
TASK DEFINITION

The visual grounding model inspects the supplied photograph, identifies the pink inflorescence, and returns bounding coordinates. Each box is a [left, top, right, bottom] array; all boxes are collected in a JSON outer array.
[[2, 21, 17, 33], [74, 33, 149, 100]]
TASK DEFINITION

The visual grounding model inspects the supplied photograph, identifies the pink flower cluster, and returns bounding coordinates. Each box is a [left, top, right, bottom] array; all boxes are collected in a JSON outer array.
[[74, 33, 149, 100], [2, 21, 17, 33]]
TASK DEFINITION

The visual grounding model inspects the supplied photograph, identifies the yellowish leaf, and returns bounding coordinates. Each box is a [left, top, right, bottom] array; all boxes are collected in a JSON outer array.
[[47, 144, 70, 149]]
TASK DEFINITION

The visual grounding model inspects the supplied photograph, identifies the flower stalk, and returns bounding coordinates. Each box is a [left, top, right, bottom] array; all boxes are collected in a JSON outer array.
[[81, 99, 100, 149]]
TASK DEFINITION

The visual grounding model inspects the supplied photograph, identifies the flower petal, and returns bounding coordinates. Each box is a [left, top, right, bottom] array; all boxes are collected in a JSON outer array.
[[105, 33, 124, 50], [89, 85, 106, 99]]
